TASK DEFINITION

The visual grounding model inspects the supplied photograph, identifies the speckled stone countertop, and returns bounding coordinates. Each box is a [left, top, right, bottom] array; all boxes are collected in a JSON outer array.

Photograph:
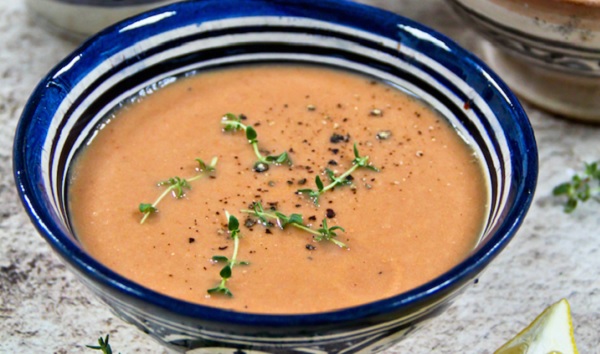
[[1, 1, 598, 353]]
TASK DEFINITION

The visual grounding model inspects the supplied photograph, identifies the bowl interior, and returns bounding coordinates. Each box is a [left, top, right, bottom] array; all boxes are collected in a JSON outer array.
[[14, 0, 537, 331]]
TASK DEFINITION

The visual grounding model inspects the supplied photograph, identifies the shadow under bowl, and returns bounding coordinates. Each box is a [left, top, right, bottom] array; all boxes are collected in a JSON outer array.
[[13, 0, 538, 352]]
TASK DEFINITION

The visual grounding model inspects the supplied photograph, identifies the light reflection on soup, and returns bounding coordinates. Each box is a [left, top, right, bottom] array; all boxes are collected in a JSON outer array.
[[68, 65, 488, 314]]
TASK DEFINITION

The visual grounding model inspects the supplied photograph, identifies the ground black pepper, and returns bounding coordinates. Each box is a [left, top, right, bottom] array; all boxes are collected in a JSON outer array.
[[326, 209, 336, 218]]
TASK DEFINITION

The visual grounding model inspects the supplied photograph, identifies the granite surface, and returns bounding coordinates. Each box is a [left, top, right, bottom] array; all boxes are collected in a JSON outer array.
[[1, 1, 599, 353]]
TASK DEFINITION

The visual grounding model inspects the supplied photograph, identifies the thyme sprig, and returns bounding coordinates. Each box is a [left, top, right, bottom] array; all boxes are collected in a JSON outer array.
[[298, 143, 378, 204], [240, 202, 347, 248], [221, 113, 291, 171], [553, 161, 600, 213], [139, 157, 218, 224], [86, 334, 118, 354], [208, 213, 249, 297]]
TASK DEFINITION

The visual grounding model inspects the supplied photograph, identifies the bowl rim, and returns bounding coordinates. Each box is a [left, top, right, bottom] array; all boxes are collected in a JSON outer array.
[[14, 0, 538, 328]]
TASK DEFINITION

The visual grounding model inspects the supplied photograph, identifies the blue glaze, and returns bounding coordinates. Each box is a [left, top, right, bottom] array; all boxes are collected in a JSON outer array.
[[14, 0, 538, 352]]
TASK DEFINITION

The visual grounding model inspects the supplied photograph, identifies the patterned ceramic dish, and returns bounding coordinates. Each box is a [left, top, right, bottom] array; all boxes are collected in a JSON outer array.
[[26, 0, 178, 39], [448, 0, 600, 122], [13, 0, 538, 352]]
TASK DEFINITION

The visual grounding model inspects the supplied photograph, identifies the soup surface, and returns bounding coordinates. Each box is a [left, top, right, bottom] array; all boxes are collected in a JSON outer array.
[[69, 65, 487, 314]]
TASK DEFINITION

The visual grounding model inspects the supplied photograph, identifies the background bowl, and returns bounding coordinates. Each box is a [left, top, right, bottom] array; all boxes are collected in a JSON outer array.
[[13, 0, 538, 352], [25, 0, 179, 39], [448, 0, 600, 122]]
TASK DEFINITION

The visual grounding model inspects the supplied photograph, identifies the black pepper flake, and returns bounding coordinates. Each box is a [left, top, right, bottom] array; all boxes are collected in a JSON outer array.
[[330, 133, 350, 144], [306, 244, 316, 251], [265, 229, 273, 234], [188, 238, 195, 244], [218, 246, 228, 250], [328, 160, 338, 166], [295, 204, 302, 208], [239, 114, 248, 120], [297, 178, 307, 185], [464, 100, 472, 110], [244, 218, 257, 228], [267, 202, 278, 210], [326, 209, 336, 218], [346, 174, 354, 181], [308, 215, 317, 221], [253, 162, 269, 173], [370, 108, 383, 117], [329, 148, 339, 155], [286, 180, 294, 185], [376, 130, 392, 140]]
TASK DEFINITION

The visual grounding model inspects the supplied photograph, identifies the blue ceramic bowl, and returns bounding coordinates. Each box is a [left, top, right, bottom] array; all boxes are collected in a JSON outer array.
[[14, 0, 538, 352]]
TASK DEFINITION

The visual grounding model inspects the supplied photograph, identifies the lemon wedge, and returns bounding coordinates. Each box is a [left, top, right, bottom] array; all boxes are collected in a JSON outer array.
[[495, 299, 578, 354]]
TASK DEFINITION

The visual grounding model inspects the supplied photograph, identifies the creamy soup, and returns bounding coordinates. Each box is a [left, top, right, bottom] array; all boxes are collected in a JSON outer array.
[[68, 65, 488, 314]]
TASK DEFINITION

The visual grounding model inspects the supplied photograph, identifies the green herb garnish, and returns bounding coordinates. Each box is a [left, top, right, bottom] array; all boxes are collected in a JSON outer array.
[[553, 161, 600, 213], [240, 202, 347, 248], [208, 213, 249, 297], [86, 334, 118, 354], [221, 113, 291, 171], [297, 143, 378, 205], [139, 157, 218, 224]]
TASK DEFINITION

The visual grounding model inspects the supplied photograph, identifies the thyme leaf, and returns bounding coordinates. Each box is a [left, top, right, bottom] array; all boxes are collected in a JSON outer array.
[[208, 213, 249, 297], [240, 202, 348, 248], [221, 113, 292, 170], [139, 157, 218, 224], [553, 161, 600, 213], [297, 143, 378, 205], [86, 334, 118, 354]]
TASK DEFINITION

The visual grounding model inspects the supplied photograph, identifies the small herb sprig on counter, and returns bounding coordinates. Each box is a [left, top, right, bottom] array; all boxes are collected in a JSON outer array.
[[208, 213, 249, 297], [240, 202, 347, 248], [221, 113, 291, 172], [553, 161, 600, 213], [297, 143, 379, 205], [139, 157, 218, 224], [86, 334, 118, 354]]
